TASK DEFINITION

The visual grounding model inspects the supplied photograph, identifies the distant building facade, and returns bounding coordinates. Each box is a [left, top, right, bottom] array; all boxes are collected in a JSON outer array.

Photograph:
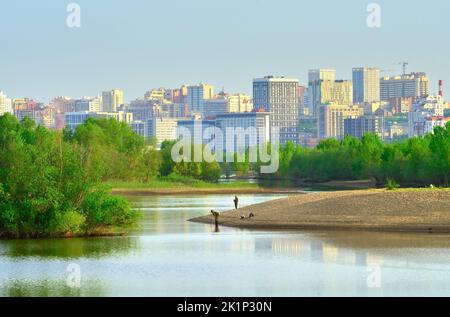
[[352, 67, 380, 103], [318, 103, 364, 139], [308, 69, 336, 117], [380, 73, 429, 101], [215, 111, 270, 154], [253, 76, 298, 144], [0, 91, 12, 115], [102, 89, 124, 112], [344, 115, 384, 139], [187, 83, 214, 115]]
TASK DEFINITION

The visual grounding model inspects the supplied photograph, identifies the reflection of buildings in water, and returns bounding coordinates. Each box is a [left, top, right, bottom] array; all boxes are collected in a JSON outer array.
[[367, 254, 384, 267], [310, 241, 324, 262], [322, 243, 339, 263], [254, 237, 273, 253], [355, 251, 367, 267], [270, 238, 307, 256], [254, 236, 309, 256], [230, 238, 255, 253]]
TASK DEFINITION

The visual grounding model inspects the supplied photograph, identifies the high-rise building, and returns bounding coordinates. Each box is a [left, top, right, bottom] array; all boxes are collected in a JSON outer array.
[[131, 121, 149, 138], [298, 85, 308, 117], [228, 93, 253, 113], [12, 98, 36, 111], [173, 85, 189, 104], [308, 69, 336, 117], [380, 73, 429, 101], [52, 96, 73, 114], [332, 80, 353, 105], [74, 97, 101, 112], [0, 91, 12, 115], [344, 115, 384, 140], [144, 88, 173, 102], [102, 89, 124, 112], [148, 117, 178, 148], [176, 119, 217, 148], [187, 83, 214, 115], [318, 103, 364, 139], [253, 76, 299, 144], [203, 99, 229, 118], [352, 67, 380, 103], [203, 93, 253, 118], [128, 99, 154, 122], [215, 112, 270, 154]]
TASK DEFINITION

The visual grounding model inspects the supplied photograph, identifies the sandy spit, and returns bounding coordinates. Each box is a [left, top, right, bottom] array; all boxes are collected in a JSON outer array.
[[190, 189, 450, 233]]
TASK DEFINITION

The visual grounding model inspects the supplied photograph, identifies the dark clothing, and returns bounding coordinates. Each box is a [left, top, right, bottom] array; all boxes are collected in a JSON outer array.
[[233, 197, 239, 209]]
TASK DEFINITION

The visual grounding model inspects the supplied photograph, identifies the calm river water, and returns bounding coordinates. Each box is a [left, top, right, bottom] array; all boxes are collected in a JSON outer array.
[[1, 193, 450, 297]]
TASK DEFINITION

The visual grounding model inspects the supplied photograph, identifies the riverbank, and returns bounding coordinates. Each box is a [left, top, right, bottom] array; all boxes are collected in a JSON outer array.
[[190, 189, 450, 233], [108, 178, 304, 196], [111, 187, 302, 196], [108, 178, 377, 196]]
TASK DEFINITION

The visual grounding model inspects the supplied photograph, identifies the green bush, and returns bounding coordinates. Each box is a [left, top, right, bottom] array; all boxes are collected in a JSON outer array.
[[81, 189, 140, 229], [0, 114, 140, 238], [51, 210, 86, 236], [385, 179, 400, 191]]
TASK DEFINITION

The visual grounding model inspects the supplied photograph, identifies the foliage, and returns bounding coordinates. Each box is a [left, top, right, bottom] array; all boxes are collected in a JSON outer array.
[[0, 115, 141, 238], [160, 142, 222, 182], [262, 122, 450, 186], [385, 179, 400, 191]]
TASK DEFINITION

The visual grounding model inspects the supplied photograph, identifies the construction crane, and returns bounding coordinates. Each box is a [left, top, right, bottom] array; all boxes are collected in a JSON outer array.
[[399, 62, 409, 75]]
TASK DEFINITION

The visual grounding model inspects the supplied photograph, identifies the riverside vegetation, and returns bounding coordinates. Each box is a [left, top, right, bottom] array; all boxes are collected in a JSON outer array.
[[0, 114, 223, 238], [0, 113, 449, 238], [261, 122, 449, 187]]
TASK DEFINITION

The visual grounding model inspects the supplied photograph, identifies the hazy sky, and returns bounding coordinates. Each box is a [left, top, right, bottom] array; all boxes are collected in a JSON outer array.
[[0, 0, 449, 102]]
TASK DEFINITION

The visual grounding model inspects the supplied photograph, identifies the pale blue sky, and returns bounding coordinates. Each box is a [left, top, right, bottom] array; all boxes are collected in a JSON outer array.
[[0, 0, 449, 102]]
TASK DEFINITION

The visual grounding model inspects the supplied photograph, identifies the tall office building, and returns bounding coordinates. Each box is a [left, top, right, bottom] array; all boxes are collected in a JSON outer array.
[[352, 67, 380, 103], [102, 89, 124, 112], [308, 69, 336, 117], [253, 76, 299, 144], [380, 73, 429, 101], [187, 83, 214, 115]]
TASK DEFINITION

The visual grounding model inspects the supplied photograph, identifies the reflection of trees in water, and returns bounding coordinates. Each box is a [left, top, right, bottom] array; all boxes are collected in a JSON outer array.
[[3, 278, 105, 297], [2, 236, 141, 259]]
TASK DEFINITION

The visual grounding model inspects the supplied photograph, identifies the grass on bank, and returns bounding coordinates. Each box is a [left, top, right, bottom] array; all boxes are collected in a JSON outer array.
[[105, 174, 260, 190]]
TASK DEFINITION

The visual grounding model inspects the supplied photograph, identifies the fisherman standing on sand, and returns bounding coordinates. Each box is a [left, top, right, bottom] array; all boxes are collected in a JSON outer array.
[[233, 196, 239, 209]]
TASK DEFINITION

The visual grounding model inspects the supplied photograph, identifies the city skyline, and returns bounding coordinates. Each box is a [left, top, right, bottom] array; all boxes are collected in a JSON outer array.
[[1, 0, 449, 101]]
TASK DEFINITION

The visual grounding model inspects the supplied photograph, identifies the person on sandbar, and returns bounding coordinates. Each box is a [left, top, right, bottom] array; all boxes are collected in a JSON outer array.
[[233, 196, 239, 210]]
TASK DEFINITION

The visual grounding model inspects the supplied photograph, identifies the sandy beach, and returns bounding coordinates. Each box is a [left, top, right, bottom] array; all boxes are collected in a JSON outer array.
[[190, 189, 450, 233]]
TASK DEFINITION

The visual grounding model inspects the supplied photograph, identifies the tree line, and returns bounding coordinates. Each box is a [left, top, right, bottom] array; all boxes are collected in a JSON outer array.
[[273, 122, 450, 186]]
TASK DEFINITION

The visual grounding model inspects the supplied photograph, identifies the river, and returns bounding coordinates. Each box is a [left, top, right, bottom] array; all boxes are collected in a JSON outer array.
[[1, 193, 450, 297]]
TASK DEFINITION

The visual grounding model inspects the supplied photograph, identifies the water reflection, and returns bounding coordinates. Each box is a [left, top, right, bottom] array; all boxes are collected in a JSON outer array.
[[3, 278, 105, 297], [0, 236, 141, 259], [1, 194, 450, 296]]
